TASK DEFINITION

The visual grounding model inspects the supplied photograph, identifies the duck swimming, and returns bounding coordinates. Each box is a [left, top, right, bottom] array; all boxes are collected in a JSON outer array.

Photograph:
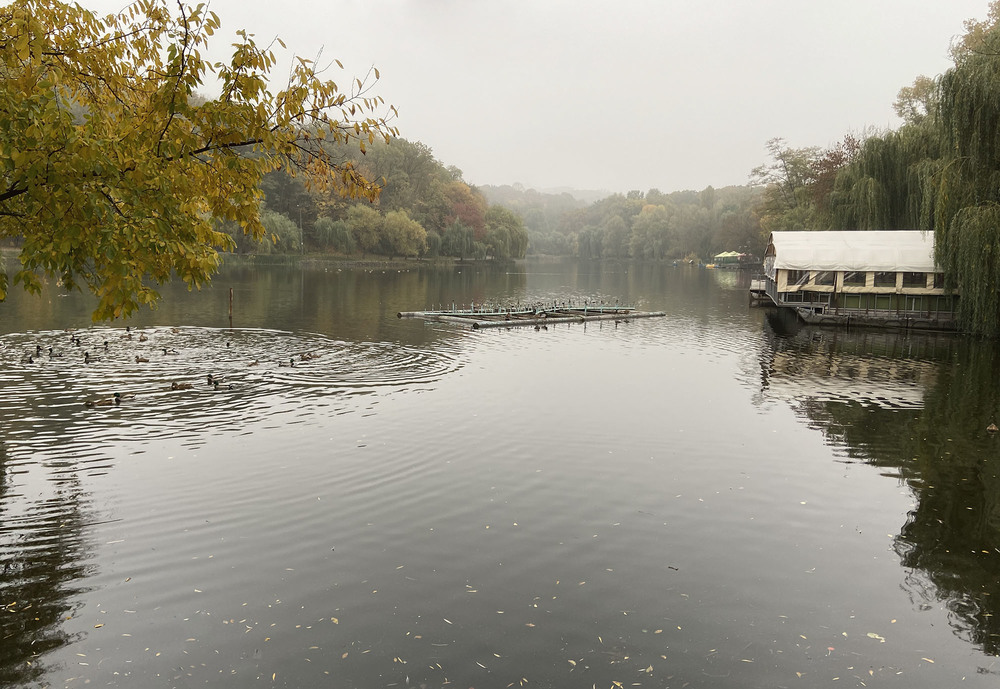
[[170, 381, 194, 390], [135, 355, 149, 363], [84, 352, 100, 363], [163, 347, 179, 355]]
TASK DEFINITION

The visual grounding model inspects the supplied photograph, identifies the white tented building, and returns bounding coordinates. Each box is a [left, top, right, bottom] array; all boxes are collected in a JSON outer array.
[[762, 230, 958, 329]]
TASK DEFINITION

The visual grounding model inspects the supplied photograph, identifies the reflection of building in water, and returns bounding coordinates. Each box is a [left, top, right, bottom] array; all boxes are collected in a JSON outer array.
[[760, 320, 1000, 658], [759, 321, 950, 410], [761, 231, 958, 330]]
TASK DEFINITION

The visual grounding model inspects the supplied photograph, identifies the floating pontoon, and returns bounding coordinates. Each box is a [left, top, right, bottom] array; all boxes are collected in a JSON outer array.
[[398, 301, 666, 329]]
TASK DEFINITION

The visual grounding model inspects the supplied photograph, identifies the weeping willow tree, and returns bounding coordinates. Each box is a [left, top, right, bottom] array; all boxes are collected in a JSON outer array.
[[933, 9, 1000, 336], [828, 124, 941, 231]]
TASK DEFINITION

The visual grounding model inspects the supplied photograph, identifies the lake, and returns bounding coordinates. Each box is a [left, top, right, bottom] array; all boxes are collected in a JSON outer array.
[[2, 258, 1000, 688]]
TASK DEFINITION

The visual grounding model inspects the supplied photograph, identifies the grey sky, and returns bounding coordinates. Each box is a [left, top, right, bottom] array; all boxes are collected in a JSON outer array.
[[82, 0, 991, 194]]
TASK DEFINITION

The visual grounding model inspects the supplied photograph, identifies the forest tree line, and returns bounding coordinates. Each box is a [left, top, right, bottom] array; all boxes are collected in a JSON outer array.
[[222, 138, 528, 262]]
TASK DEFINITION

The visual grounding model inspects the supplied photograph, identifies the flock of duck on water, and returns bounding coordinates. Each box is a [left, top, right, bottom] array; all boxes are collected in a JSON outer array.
[[15, 326, 323, 407]]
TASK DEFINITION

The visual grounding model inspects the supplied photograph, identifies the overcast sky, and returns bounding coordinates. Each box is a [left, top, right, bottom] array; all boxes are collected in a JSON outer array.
[[81, 0, 991, 195]]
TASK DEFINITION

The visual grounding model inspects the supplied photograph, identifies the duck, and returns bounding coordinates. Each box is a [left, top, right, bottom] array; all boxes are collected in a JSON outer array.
[[103, 340, 109, 351], [114, 392, 136, 401], [135, 355, 149, 363], [84, 352, 100, 363], [138, 333, 148, 342], [170, 381, 194, 390], [20, 353, 34, 364], [48, 347, 63, 357], [162, 347, 179, 355], [84, 396, 119, 407], [278, 358, 295, 367], [35, 344, 43, 356], [206, 374, 226, 386], [248, 359, 260, 367], [212, 380, 234, 390]]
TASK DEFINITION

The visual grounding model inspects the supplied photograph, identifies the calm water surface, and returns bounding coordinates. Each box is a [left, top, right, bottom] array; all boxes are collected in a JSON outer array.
[[2, 259, 1000, 688]]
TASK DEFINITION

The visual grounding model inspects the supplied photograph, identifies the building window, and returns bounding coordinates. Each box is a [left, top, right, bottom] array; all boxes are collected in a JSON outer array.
[[902, 272, 926, 287], [934, 273, 945, 289], [874, 271, 896, 287], [814, 271, 835, 286], [843, 271, 866, 286], [786, 270, 808, 286], [783, 292, 803, 303], [935, 295, 955, 314], [875, 294, 893, 310]]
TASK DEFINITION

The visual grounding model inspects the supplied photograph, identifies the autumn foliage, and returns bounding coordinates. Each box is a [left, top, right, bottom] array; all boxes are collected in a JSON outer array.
[[0, 0, 397, 319]]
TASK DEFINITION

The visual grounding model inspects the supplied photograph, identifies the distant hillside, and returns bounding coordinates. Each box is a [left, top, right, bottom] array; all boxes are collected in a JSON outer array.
[[533, 186, 614, 204], [480, 184, 611, 206]]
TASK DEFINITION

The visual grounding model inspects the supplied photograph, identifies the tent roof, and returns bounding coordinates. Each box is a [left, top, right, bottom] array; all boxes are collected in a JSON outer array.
[[766, 231, 937, 272]]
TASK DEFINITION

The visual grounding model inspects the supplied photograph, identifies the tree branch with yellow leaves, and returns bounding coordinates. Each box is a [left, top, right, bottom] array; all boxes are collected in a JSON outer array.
[[0, 0, 398, 320]]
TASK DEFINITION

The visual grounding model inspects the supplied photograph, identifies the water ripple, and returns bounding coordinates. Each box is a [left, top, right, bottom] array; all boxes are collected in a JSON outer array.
[[0, 325, 466, 469]]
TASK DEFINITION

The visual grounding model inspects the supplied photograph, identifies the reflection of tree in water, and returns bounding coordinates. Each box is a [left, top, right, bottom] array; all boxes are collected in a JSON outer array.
[[762, 324, 1000, 656], [0, 437, 94, 686]]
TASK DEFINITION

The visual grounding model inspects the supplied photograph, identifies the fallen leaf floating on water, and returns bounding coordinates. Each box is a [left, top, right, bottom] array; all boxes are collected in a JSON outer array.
[[866, 633, 886, 643], [922, 658, 935, 663]]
